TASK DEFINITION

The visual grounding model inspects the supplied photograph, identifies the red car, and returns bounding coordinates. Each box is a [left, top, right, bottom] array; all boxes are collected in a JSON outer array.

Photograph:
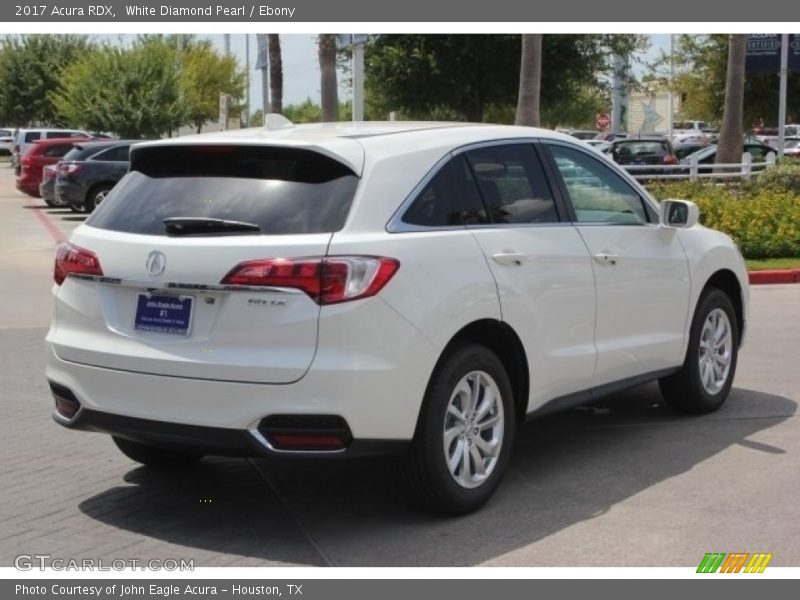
[[16, 137, 91, 197]]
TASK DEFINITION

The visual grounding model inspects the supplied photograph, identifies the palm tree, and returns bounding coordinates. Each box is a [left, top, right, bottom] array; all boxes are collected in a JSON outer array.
[[515, 34, 543, 127], [268, 34, 283, 115], [318, 34, 338, 122], [716, 35, 746, 165]]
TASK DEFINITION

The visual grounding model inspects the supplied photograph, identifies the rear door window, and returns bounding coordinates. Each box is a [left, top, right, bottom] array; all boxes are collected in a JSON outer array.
[[42, 143, 75, 158], [402, 155, 488, 227], [87, 145, 359, 236], [464, 144, 558, 224], [92, 145, 130, 162]]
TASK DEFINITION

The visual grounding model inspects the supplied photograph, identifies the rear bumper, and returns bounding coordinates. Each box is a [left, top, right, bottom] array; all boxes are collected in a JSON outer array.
[[16, 179, 40, 197], [55, 182, 84, 207], [45, 297, 438, 442], [54, 403, 408, 458]]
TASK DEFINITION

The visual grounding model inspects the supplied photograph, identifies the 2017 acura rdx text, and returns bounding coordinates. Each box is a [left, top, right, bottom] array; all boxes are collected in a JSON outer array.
[[46, 120, 749, 514]]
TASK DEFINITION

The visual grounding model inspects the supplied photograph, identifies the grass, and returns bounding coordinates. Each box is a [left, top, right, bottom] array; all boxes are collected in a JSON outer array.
[[745, 257, 800, 271]]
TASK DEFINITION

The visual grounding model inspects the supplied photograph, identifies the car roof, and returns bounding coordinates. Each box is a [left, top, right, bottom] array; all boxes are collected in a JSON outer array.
[[611, 137, 668, 144], [30, 136, 90, 149], [131, 122, 581, 175]]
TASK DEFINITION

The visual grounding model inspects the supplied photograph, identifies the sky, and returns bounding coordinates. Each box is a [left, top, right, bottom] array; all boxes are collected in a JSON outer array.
[[204, 34, 324, 114]]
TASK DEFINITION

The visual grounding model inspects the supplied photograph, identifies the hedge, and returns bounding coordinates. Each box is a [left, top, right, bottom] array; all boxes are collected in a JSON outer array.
[[646, 162, 800, 259]]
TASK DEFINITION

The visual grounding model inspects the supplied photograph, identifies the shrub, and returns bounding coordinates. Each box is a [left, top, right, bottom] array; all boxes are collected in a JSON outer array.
[[645, 180, 800, 259], [748, 160, 800, 196]]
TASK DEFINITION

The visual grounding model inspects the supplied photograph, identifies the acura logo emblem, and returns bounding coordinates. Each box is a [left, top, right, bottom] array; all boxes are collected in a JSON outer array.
[[146, 251, 166, 277]]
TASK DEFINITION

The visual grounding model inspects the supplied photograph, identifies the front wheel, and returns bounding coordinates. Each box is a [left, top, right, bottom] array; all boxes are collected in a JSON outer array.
[[399, 343, 515, 514], [659, 288, 739, 414]]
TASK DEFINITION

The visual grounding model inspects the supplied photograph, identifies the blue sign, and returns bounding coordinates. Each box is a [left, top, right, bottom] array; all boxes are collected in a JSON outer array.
[[746, 34, 800, 73], [134, 294, 193, 335]]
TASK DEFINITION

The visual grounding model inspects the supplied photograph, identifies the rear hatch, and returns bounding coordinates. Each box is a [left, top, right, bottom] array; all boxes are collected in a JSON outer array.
[[50, 143, 361, 383]]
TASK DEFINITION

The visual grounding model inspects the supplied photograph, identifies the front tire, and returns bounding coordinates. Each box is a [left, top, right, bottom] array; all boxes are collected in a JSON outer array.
[[659, 288, 739, 414], [399, 343, 515, 514], [113, 437, 203, 468]]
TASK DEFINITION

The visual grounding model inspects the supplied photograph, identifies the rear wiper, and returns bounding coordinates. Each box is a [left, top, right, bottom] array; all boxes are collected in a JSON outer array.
[[163, 217, 261, 235]]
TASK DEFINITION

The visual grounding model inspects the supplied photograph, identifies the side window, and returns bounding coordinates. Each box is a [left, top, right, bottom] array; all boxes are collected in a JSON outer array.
[[42, 144, 74, 158], [92, 145, 130, 162], [402, 155, 488, 227], [465, 144, 557, 224], [547, 144, 648, 224], [24, 132, 41, 143]]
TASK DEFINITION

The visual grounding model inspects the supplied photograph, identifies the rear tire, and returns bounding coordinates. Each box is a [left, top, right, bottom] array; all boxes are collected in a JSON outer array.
[[86, 184, 113, 212], [112, 437, 203, 468], [659, 288, 739, 414], [398, 343, 515, 515]]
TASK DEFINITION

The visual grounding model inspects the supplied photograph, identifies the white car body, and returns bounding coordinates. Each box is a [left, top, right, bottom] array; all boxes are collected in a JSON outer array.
[[672, 120, 714, 146], [45, 122, 749, 512]]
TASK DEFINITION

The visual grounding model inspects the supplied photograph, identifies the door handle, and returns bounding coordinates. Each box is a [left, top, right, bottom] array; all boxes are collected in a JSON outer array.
[[593, 253, 619, 265], [491, 252, 526, 267]]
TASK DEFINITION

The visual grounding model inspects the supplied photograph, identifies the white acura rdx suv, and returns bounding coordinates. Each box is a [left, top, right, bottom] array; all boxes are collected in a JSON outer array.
[[46, 121, 748, 514]]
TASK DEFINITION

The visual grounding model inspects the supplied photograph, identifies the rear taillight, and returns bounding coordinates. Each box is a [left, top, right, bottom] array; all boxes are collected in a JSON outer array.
[[42, 166, 57, 181], [59, 162, 83, 175], [54, 243, 103, 285], [663, 154, 678, 165], [221, 256, 400, 305]]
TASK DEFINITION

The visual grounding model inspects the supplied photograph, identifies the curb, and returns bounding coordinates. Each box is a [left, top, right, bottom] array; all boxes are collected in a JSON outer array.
[[748, 269, 800, 285]]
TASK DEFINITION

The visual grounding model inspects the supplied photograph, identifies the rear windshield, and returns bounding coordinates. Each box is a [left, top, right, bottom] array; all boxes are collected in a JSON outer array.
[[613, 141, 669, 155], [86, 145, 359, 236]]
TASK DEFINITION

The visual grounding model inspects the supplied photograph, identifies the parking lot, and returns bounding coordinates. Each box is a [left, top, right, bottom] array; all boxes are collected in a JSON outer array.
[[1, 161, 799, 568]]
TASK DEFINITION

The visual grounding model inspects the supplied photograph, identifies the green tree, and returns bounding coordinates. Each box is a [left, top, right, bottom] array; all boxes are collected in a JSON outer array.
[[669, 34, 800, 126], [52, 41, 185, 138], [365, 34, 643, 124], [181, 43, 245, 132], [282, 98, 352, 123], [0, 35, 91, 126]]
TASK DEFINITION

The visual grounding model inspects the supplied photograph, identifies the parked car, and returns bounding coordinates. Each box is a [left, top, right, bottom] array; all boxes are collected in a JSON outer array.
[[585, 139, 611, 153], [567, 130, 599, 141], [0, 128, 15, 156], [680, 142, 777, 172], [55, 140, 137, 212], [672, 120, 715, 145], [47, 123, 749, 514], [12, 128, 89, 174], [783, 138, 800, 158], [39, 164, 59, 206], [673, 141, 710, 161], [16, 136, 91, 197], [607, 137, 678, 174], [594, 131, 628, 142]]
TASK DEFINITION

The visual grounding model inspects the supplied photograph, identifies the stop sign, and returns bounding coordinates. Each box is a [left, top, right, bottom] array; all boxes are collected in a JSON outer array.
[[596, 113, 610, 130]]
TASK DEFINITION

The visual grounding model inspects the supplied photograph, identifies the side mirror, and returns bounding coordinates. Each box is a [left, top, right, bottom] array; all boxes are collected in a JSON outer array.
[[660, 199, 700, 229]]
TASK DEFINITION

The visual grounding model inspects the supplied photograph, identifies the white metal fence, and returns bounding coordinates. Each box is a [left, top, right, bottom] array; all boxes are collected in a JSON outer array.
[[622, 152, 778, 182]]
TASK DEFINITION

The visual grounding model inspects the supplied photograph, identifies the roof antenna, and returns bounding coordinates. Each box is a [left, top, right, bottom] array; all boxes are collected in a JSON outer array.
[[263, 113, 294, 131]]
